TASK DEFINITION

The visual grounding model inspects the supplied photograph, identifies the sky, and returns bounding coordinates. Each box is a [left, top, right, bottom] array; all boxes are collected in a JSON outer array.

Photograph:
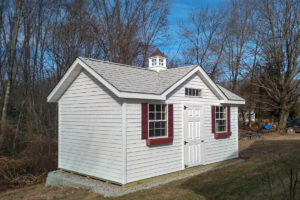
[[163, 0, 224, 60]]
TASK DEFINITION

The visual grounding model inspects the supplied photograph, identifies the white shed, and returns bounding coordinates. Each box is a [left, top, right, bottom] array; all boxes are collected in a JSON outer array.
[[47, 48, 245, 185]]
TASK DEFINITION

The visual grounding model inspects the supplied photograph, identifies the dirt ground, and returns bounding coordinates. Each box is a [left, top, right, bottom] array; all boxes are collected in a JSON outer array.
[[1, 133, 300, 200]]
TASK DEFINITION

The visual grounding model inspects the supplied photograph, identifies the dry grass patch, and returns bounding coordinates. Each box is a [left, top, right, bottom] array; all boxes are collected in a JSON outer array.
[[0, 135, 299, 200]]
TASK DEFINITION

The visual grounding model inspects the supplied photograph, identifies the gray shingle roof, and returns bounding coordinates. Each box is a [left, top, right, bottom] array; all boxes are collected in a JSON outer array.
[[217, 84, 245, 101], [79, 57, 197, 95], [79, 57, 244, 102]]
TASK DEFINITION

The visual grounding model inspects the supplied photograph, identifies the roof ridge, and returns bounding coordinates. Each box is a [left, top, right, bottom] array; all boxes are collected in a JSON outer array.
[[164, 65, 198, 70], [79, 56, 198, 73], [79, 56, 156, 72]]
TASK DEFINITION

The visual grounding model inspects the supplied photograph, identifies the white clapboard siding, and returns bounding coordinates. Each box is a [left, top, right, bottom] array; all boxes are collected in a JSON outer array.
[[126, 74, 212, 183], [58, 70, 123, 183], [202, 106, 239, 164]]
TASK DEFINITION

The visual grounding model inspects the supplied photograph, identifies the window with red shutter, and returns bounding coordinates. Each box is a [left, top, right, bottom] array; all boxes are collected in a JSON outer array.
[[212, 106, 231, 139], [141, 103, 174, 146]]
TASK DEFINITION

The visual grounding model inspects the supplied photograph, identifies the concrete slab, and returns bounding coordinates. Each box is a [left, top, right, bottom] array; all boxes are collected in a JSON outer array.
[[45, 158, 244, 197]]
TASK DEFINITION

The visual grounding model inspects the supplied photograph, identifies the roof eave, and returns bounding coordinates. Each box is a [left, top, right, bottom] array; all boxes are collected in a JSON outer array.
[[220, 100, 246, 105]]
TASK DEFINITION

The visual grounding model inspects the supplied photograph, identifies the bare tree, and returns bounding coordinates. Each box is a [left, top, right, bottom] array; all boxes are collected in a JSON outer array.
[[89, 0, 169, 66], [0, 0, 23, 144], [223, 0, 254, 92], [253, 0, 300, 133], [179, 7, 227, 81]]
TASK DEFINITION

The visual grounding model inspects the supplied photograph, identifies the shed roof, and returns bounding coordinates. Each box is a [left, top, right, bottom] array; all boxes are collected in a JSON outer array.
[[79, 57, 196, 95], [47, 57, 245, 104], [216, 84, 245, 101]]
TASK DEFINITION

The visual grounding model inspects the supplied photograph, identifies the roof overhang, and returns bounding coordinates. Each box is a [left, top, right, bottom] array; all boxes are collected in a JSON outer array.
[[47, 59, 245, 105], [220, 100, 245, 105]]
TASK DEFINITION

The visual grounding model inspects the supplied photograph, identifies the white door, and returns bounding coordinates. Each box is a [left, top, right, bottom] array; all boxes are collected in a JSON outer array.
[[184, 105, 203, 167]]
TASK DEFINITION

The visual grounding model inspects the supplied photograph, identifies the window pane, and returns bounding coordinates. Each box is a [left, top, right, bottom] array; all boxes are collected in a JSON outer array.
[[185, 88, 188, 95], [149, 104, 155, 112], [161, 128, 166, 136], [192, 89, 196, 96], [149, 113, 155, 120], [189, 88, 192, 96], [216, 106, 219, 112], [197, 89, 201, 96], [155, 129, 161, 136], [220, 113, 224, 119], [162, 111, 167, 120], [162, 104, 167, 112], [149, 122, 154, 129], [156, 113, 161, 120], [149, 129, 154, 137], [220, 107, 224, 112], [216, 113, 219, 119], [156, 104, 161, 111], [155, 122, 161, 129], [159, 59, 163, 65]]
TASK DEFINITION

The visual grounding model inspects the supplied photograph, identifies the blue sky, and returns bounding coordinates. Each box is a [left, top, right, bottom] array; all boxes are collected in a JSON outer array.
[[163, 0, 224, 60]]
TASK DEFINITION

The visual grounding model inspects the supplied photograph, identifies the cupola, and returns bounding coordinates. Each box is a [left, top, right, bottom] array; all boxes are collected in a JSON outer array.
[[148, 48, 167, 72]]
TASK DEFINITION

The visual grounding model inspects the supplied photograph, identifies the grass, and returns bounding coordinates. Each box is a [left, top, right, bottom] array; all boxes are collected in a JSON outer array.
[[111, 137, 300, 200], [0, 135, 300, 200]]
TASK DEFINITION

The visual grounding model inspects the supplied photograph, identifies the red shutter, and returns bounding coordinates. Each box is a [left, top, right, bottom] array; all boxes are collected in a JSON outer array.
[[168, 104, 174, 138], [211, 106, 216, 133], [227, 106, 231, 132], [141, 103, 148, 139]]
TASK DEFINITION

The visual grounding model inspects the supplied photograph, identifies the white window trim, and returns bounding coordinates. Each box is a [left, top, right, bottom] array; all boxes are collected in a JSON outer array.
[[159, 58, 163, 66], [215, 106, 227, 133], [152, 59, 156, 66], [185, 88, 202, 97], [148, 104, 168, 139]]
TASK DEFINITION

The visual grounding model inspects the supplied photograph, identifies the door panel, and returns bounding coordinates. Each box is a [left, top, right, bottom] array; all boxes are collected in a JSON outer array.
[[184, 105, 203, 167]]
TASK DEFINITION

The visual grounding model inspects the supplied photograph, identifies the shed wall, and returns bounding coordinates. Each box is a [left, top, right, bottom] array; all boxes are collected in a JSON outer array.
[[125, 74, 238, 183], [58, 70, 123, 183]]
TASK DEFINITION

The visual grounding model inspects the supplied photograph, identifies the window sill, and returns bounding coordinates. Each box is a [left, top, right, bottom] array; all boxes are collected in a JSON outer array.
[[214, 132, 231, 139], [146, 137, 173, 146]]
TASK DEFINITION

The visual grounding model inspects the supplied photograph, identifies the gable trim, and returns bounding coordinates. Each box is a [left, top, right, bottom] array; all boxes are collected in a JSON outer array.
[[162, 66, 227, 101], [47, 59, 166, 102]]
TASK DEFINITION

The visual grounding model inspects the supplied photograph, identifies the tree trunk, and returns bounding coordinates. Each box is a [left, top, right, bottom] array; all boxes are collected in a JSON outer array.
[[278, 107, 289, 134], [0, 80, 11, 140]]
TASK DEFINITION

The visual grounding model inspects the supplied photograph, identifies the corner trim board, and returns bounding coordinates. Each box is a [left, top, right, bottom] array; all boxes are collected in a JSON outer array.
[[122, 102, 127, 184]]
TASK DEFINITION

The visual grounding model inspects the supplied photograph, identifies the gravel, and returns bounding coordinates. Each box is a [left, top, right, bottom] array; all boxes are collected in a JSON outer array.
[[45, 159, 243, 197]]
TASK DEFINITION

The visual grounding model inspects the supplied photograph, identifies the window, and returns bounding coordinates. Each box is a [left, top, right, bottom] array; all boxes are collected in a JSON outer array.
[[215, 106, 227, 133], [159, 59, 163, 66], [185, 88, 202, 97], [148, 104, 168, 138], [152, 59, 156, 66]]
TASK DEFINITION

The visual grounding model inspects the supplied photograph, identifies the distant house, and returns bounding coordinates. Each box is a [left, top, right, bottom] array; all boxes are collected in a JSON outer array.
[[239, 110, 256, 122], [47, 48, 245, 185]]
